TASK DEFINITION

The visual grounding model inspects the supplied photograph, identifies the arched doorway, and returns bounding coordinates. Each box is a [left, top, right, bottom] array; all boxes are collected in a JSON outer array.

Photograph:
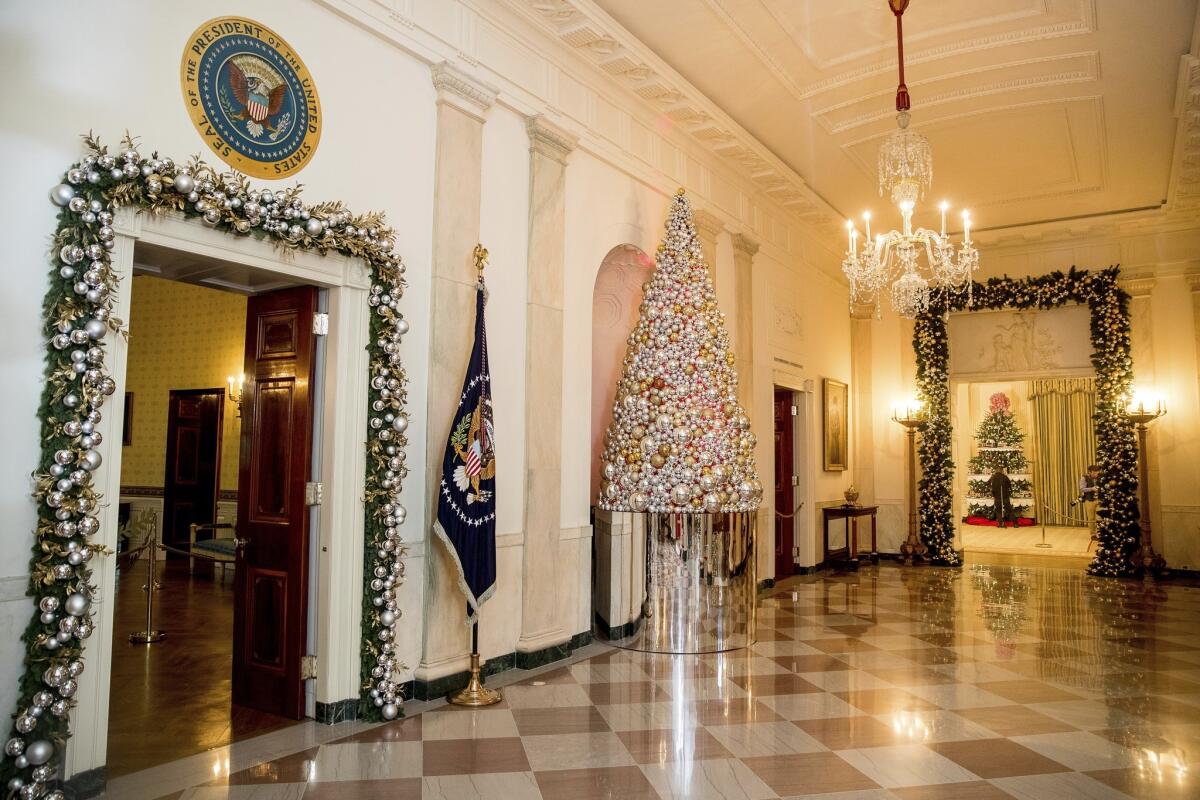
[[590, 244, 654, 503]]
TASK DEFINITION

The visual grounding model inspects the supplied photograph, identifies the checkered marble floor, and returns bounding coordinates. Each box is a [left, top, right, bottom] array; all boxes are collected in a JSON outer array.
[[141, 563, 1200, 799]]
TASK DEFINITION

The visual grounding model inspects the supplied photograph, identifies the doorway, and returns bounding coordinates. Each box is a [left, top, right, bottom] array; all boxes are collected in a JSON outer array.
[[773, 388, 798, 578], [951, 379, 1096, 568], [108, 268, 320, 775]]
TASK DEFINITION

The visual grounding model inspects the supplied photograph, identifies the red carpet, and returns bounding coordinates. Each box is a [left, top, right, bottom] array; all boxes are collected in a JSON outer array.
[[964, 515, 1036, 527]]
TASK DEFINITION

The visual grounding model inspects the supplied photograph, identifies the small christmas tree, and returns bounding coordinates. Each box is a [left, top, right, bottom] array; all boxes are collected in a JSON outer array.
[[965, 392, 1034, 523], [597, 190, 761, 514]]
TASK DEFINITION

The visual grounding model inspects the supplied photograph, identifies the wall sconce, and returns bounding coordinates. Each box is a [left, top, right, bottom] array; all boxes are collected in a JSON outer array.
[[226, 373, 245, 418]]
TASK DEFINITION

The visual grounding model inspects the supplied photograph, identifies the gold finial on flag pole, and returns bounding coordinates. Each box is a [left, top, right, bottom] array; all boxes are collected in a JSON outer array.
[[473, 243, 489, 277]]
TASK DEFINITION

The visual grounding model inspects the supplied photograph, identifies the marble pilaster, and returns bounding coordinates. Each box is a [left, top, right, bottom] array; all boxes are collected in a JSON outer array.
[[518, 115, 577, 655], [692, 209, 724, 287], [419, 62, 497, 681], [731, 233, 758, 410]]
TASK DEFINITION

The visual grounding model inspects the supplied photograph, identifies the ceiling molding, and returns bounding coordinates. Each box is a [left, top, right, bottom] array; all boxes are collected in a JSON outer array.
[[515, 0, 841, 225]]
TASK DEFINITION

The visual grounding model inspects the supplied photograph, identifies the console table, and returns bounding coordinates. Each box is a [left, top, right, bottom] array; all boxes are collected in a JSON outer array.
[[822, 505, 879, 569]]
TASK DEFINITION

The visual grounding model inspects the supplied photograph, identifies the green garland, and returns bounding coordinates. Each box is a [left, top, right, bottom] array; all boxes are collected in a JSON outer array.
[[2, 134, 409, 800], [914, 267, 1139, 575]]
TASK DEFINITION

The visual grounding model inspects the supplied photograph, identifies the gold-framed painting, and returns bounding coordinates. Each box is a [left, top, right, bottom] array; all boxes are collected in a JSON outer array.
[[823, 378, 848, 472]]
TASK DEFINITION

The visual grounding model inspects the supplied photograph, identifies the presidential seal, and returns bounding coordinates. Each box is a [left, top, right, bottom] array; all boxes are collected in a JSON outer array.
[[181, 17, 321, 178]]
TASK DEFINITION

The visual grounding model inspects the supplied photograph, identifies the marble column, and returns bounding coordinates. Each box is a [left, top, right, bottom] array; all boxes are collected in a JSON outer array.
[[693, 209, 724, 287], [517, 115, 577, 662], [419, 62, 498, 682], [730, 233, 758, 410]]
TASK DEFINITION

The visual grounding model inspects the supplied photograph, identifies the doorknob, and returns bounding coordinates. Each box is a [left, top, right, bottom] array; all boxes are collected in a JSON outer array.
[[234, 537, 250, 550]]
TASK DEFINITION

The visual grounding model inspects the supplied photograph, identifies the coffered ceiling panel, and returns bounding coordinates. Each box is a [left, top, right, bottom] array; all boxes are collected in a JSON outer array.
[[591, 0, 1197, 235]]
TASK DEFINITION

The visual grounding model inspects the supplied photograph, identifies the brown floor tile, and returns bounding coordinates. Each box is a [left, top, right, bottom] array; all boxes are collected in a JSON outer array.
[[421, 737, 530, 775], [535, 766, 660, 800], [794, 715, 907, 749], [976, 680, 1083, 704], [955, 705, 1078, 736], [691, 698, 784, 725], [302, 778, 422, 799], [891, 781, 1016, 799], [929, 738, 1071, 778], [224, 747, 319, 785], [1087, 768, 1199, 800], [582, 681, 671, 705], [755, 627, 795, 641], [772, 654, 853, 672], [512, 706, 611, 736], [730, 672, 825, 695], [1108, 695, 1200, 724], [891, 647, 965, 666], [913, 632, 979, 648], [808, 637, 881, 654], [742, 751, 879, 795], [523, 666, 579, 685], [331, 717, 422, 744], [862, 666, 959, 686], [1126, 637, 1200, 652], [834, 689, 940, 714], [616, 727, 733, 763]]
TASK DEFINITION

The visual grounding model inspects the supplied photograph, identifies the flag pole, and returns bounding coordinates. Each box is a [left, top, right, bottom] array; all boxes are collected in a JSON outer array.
[[448, 243, 501, 708]]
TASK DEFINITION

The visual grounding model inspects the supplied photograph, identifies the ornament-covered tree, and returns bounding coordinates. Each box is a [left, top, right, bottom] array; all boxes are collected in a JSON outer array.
[[598, 190, 762, 514], [965, 392, 1034, 522]]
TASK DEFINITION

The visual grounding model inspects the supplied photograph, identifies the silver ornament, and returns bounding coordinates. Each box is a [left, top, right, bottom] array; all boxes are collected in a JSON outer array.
[[79, 450, 103, 472], [173, 174, 195, 194], [49, 184, 75, 207], [84, 319, 107, 340], [304, 217, 323, 237], [381, 703, 398, 720], [23, 740, 52, 766]]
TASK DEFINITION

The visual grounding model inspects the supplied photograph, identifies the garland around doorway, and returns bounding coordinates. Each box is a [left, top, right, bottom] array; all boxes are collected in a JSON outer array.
[[913, 267, 1139, 576], [2, 134, 410, 800]]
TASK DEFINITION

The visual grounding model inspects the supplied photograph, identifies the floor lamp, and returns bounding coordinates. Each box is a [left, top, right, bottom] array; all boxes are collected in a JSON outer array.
[[893, 401, 929, 566], [1126, 391, 1167, 577]]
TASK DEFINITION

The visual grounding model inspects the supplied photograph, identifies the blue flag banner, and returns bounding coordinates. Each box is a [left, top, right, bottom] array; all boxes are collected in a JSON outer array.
[[434, 280, 497, 622]]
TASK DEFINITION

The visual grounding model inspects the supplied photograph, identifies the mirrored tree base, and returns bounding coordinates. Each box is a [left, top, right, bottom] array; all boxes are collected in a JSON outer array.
[[595, 511, 756, 654]]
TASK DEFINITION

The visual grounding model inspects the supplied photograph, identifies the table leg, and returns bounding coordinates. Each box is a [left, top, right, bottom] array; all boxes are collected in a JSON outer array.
[[871, 513, 879, 563], [823, 516, 829, 565], [850, 517, 859, 570]]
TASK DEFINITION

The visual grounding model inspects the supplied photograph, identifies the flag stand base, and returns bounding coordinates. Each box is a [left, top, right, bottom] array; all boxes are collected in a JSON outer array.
[[449, 624, 502, 707], [448, 652, 501, 706]]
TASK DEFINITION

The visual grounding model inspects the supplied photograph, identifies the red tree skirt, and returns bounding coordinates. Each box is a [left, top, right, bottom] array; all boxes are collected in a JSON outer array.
[[964, 515, 1036, 527]]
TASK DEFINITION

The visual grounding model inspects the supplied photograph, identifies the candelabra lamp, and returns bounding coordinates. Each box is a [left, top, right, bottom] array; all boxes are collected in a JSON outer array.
[[226, 372, 245, 418], [892, 400, 928, 566], [1126, 393, 1167, 577]]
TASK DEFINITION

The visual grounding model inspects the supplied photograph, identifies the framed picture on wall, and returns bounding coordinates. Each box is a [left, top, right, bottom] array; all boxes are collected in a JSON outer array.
[[823, 378, 848, 472], [122, 392, 134, 446]]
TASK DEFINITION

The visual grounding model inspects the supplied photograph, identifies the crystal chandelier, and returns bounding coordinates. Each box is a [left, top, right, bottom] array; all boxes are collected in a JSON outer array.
[[843, 0, 979, 319]]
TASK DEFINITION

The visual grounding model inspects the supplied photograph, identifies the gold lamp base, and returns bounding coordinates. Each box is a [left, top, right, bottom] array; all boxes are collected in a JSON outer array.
[[448, 652, 502, 707]]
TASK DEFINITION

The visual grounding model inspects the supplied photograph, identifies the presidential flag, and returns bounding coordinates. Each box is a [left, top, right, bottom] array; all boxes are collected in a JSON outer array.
[[434, 279, 497, 622]]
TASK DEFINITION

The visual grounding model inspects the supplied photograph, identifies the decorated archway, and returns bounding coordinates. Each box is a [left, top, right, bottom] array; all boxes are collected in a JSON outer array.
[[1, 135, 411, 800], [913, 267, 1140, 576]]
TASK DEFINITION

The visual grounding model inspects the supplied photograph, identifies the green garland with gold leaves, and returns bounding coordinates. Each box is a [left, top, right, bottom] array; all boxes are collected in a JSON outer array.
[[914, 267, 1139, 575], [1, 134, 410, 800]]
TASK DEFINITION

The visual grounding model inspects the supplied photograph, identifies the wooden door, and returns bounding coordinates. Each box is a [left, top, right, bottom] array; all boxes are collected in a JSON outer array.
[[774, 389, 795, 579], [233, 287, 317, 719], [161, 389, 224, 550]]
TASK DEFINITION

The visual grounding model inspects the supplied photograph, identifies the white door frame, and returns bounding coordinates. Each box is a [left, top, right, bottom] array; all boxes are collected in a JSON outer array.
[[67, 208, 372, 778]]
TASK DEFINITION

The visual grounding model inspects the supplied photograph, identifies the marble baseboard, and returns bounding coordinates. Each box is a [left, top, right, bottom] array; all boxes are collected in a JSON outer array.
[[315, 698, 357, 725], [410, 630, 593, 701], [593, 613, 637, 642], [60, 764, 106, 799]]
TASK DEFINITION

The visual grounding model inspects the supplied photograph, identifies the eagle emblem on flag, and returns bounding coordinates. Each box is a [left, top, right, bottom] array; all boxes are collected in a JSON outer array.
[[450, 395, 495, 505]]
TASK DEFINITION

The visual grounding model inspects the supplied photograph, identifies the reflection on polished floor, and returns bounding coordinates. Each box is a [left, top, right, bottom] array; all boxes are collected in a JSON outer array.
[[118, 563, 1200, 799], [107, 558, 294, 776]]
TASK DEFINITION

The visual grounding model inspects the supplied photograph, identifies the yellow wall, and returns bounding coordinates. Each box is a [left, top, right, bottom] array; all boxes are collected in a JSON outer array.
[[119, 276, 246, 492]]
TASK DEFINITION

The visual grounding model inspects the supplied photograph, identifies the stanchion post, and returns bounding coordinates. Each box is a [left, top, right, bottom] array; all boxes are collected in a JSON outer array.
[[130, 530, 166, 645]]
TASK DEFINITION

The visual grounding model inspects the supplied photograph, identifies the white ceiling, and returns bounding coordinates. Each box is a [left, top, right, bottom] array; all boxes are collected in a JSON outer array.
[[588, 0, 1198, 237]]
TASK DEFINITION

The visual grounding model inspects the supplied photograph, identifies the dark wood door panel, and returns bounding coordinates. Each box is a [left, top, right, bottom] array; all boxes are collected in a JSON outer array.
[[233, 286, 316, 719], [774, 389, 795, 579], [161, 389, 223, 549]]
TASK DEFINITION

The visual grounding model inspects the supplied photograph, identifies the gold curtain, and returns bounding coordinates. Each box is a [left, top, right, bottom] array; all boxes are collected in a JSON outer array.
[[1028, 378, 1097, 526]]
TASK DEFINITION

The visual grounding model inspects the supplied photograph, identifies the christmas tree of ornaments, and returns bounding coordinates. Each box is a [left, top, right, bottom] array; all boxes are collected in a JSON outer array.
[[914, 267, 1140, 575], [598, 191, 762, 514], [965, 392, 1035, 522]]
